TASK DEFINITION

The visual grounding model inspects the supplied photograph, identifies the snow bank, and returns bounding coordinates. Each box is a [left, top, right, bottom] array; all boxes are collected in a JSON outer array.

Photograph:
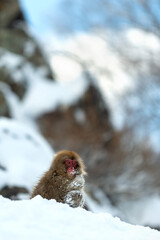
[[0, 196, 159, 240], [0, 118, 53, 190]]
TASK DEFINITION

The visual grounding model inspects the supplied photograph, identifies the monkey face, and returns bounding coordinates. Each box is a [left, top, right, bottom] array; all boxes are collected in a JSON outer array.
[[64, 158, 78, 178]]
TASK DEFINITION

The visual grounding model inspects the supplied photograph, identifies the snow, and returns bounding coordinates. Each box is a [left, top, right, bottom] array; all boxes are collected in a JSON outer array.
[[126, 28, 160, 51], [0, 48, 23, 70], [24, 41, 36, 57], [85, 187, 119, 216], [0, 196, 159, 240], [0, 119, 160, 230], [20, 0, 160, 134], [74, 109, 86, 124], [50, 54, 83, 83], [42, 32, 134, 130], [0, 48, 88, 121], [117, 194, 160, 227], [0, 118, 53, 190], [22, 74, 88, 118]]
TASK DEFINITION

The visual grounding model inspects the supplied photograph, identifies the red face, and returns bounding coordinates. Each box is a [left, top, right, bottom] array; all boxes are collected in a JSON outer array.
[[65, 159, 78, 178]]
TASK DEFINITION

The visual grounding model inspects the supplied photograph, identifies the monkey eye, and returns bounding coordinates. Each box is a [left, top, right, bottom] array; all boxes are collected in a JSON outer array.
[[65, 159, 72, 166], [72, 160, 78, 167], [65, 159, 78, 168]]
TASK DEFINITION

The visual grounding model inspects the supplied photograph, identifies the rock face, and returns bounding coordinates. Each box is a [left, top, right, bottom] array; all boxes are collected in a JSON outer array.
[[0, 0, 54, 199], [0, 0, 54, 101], [37, 84, 112, 158], [0, 91, 10, 117], [0, 185, 29, 200]]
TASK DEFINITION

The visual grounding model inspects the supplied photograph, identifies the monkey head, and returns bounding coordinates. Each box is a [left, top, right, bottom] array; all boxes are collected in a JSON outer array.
[[50, 150, 86, 179]]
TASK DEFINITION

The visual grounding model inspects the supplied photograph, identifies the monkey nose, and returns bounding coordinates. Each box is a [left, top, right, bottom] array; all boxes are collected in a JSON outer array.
[[67, 167, 76, 176]]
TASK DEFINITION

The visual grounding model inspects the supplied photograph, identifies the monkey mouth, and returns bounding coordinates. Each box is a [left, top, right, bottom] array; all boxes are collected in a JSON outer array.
[[67, 167, 76, 178]]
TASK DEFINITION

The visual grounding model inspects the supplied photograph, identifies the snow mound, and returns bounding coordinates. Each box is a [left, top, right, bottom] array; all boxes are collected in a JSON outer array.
[[0, 118, 53, 190], [0, 196, 159, 240]]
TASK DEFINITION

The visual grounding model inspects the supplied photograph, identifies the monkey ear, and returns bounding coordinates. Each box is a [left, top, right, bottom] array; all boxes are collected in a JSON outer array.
[[82, 169, 87, 176]]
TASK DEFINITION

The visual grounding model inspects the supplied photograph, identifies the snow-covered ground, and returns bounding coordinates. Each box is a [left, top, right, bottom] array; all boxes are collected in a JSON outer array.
[[0, 195, 160, 240]]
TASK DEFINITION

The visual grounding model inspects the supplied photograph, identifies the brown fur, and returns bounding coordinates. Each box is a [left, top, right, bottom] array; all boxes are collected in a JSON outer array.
[[30, 150, 87, 208]]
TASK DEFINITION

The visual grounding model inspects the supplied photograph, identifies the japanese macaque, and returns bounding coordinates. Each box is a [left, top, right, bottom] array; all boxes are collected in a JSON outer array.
[[31, 150, 87, 208]]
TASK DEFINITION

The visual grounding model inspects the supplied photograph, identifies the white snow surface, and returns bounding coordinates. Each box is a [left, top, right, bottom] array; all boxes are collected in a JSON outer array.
[[0, 195, 160, 240], [22, 74, 88, 118], [0, 118, 53, 190], [126, 28, 160, 51]]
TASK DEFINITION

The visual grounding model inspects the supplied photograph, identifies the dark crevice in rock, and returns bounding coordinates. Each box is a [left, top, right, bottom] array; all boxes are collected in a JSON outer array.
[[0, 185, 29, 199]]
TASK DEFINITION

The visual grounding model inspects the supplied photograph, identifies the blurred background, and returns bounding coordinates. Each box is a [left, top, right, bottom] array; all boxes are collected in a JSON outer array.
[[0, 0, 160, 230]]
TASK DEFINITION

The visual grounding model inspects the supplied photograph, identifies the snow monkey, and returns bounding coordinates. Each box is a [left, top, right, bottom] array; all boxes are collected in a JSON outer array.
[[31, 150, 87, 208]]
